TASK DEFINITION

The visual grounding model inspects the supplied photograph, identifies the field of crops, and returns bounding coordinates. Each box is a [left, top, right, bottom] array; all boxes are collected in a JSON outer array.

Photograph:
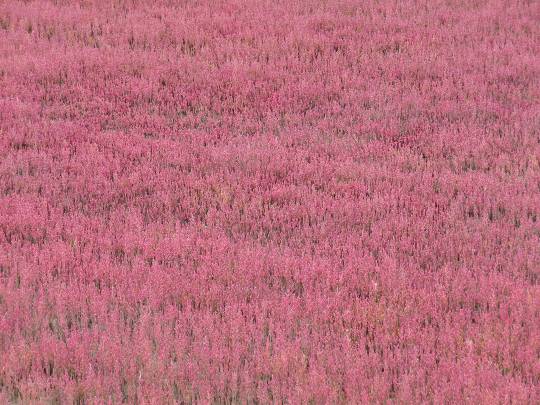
[[0, 0, 539, 403]]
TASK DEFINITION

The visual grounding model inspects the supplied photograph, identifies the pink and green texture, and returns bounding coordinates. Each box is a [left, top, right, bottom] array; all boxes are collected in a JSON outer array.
[[1, 0, 539, 403]]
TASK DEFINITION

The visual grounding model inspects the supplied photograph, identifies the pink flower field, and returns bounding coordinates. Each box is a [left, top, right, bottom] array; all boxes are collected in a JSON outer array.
[[0, 0, 539, 403]]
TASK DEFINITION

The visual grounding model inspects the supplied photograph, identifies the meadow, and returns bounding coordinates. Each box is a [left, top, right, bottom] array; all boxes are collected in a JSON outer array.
[[0, 0, 539, 403]]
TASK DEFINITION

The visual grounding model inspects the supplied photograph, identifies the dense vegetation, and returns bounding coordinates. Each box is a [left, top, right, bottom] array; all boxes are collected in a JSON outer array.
[[0, 0, 539, 402]]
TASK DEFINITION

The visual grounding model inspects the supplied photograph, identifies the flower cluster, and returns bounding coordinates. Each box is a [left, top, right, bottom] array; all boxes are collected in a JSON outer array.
[[0, 0, 539, 403]]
